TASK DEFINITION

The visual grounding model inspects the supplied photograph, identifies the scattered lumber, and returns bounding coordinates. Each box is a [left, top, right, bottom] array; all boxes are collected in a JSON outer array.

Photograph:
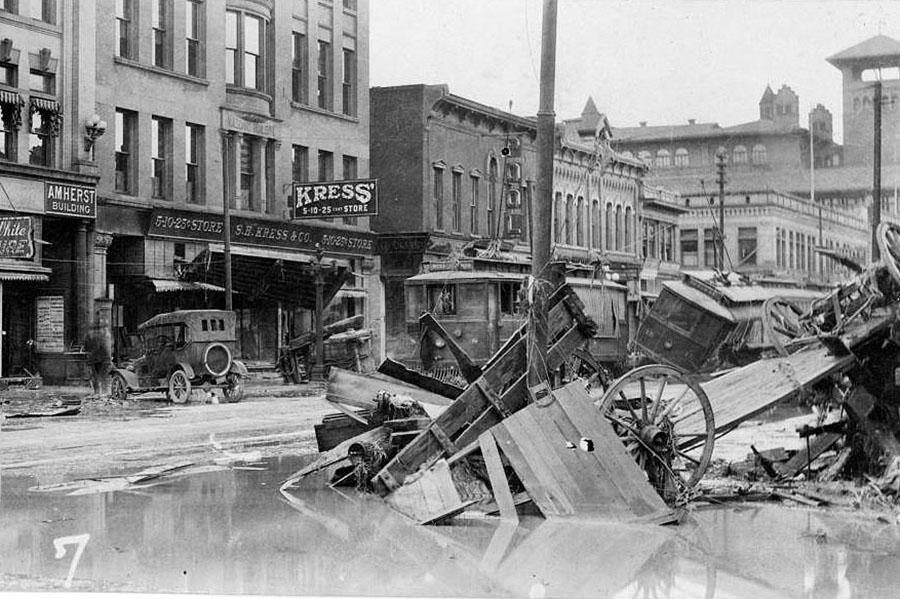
[[371, 284, 596, 496]]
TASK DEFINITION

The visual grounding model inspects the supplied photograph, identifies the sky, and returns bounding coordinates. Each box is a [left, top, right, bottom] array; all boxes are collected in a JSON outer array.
[[369, 0, 900, 143]]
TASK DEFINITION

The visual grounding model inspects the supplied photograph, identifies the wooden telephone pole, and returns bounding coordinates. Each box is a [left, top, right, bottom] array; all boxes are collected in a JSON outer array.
[[528, 0, 557, 388]]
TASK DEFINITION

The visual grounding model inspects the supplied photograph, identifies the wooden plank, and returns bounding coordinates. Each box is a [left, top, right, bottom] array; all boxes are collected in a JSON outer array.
[[384, 459, 466, 523], [502, 410, 581, 517], [683, 344, 857, 437], [491, 423, 572, 516], [325, 400, 372, 425], [775, 433, 842, 478], [552, 382, 673, 519], [533, 395, 640, 516], [328, 367, 455, 409], [419, 312, 482, 382], [479, 430, 518, 521], [375, 358, 462, 400]]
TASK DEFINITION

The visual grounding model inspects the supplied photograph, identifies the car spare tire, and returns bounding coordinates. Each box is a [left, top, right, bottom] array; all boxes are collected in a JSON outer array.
[[204, 343, 232, 377]]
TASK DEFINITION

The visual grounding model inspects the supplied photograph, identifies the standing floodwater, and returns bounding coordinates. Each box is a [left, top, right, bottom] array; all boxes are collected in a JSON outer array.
[[3, 456, 900, 597]]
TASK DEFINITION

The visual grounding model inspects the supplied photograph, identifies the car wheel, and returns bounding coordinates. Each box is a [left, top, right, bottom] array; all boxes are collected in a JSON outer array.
[[167, 369, 192, 404], [110, 373, 129, 402], [223, 373, 244, 403]]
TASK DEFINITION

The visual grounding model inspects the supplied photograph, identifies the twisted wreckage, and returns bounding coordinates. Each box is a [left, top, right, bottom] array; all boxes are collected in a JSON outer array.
[[282, 222, 900, 523]]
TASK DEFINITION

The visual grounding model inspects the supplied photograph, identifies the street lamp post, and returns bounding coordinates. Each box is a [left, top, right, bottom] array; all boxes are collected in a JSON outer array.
[[873, 80, 883, 262]]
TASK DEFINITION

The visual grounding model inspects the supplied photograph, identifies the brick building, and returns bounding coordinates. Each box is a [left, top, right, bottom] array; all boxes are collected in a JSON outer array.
[[0, 0, 381, 381]]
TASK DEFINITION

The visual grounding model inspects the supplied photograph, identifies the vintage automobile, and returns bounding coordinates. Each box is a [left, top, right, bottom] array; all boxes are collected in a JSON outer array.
[[109, 310, 248, 403]]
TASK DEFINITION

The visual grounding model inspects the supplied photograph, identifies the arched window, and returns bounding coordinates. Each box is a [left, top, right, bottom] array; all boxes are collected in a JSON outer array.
[[576, 196, 585, 247], [752, 144, 767, 164], [565, 194, 574, 245], [655, 149, 671, 168], [591, 200, 600, 249], [605, 203, 612, 251], [674, 148, 689, 167], [488, 157, 498, 237], [554, 192, 563, 242], [733, 145, 748, 164], [615, 205, 623, 250], [638, 150, 652, 164], [625, 206, 633, 251]]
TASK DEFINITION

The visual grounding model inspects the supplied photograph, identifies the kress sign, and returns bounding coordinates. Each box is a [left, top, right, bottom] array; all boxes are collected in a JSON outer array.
[[292, 179, 378, 219]]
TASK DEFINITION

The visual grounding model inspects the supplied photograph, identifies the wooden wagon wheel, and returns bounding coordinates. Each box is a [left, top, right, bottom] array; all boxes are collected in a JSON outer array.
[[597, 364, 715, 503], [560, 347, 612, 393], [877, 221, 900, 287], [761, 296, 809, 357]]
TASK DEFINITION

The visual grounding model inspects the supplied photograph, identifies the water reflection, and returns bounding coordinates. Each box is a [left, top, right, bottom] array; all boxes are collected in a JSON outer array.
[[2, 458, 900, 597]]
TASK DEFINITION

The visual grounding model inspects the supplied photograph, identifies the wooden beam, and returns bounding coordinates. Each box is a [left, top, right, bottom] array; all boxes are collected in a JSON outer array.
[[419, 312, 482, 383], [479, 430, 518, 522]]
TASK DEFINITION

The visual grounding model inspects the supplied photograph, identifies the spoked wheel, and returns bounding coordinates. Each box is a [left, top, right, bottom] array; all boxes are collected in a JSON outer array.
[[559, 348, 611, 394], [762, 296, 811, 357], [223, 373, 245, 403], [167, 369, 193, 404], [110, 372, 129, 402], [877, 222, 900, 287], [597, 364, 715, 504]]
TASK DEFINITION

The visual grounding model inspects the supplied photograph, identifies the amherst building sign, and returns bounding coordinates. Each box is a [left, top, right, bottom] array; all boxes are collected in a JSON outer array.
[[44, 182, 96, 218], [291, 179, 378, 219], [148, 209, 377, 256]]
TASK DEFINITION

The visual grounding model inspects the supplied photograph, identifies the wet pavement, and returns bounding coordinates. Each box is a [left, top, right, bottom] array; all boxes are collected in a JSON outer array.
[[3, 455, 900, 597]]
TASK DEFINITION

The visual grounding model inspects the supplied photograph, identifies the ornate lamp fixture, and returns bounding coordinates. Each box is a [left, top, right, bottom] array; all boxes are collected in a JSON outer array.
[[83, 113, 107, 155]]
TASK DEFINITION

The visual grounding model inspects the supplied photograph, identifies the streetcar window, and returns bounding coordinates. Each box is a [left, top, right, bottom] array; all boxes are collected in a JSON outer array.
[[426, 284, 456, 315], [499, 282, 521, 315]]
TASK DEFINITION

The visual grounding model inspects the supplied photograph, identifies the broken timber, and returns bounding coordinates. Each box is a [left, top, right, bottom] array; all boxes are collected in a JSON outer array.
[[372, 284, 596, 496], [485, 381, 675, 523]]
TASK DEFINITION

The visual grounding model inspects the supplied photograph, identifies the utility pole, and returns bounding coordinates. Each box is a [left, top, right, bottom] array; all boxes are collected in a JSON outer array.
[[873, 80, 883, 262], [528, 0, 557, 389], [810, 115, 821, 275], [313, 243, 326, 380], [221, 131, 234, 311], [716, 151, 726, 271]]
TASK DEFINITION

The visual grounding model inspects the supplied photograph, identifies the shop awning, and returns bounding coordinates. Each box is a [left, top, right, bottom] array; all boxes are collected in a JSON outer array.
[[190, 244, 352, 308], [149, 279, 227, 293], [0, 262, 51, 282], [0, 89, 21, 106], [30, 97, 60, 112]]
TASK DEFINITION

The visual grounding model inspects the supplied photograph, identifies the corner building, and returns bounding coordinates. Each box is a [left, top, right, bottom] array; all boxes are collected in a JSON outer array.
[[92, 0, 380, 367]]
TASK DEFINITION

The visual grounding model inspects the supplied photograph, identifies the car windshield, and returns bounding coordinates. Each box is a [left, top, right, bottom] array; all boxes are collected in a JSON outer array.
[[143, 324, 188, 351]]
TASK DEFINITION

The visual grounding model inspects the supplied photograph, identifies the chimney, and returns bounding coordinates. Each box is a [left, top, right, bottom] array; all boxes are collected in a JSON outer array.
[[639, 121, 647, 127], [688, 119, 696, 125]]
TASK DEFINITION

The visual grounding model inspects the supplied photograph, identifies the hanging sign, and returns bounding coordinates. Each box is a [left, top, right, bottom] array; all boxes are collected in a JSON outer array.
[[0, 215, 35, 259], [291, 179, 378, 219], [45, 182, 97, 218], [35, 295, 65, 353]]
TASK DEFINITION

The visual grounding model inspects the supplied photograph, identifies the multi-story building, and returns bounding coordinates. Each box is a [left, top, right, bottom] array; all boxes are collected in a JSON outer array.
[[0, 0, 379, 381], [677, 190, 867, 285], [371, 88, 648, 358], [370, 84, 537, 357], [639, 184, 685, 297], [0, 2, 100, 380]]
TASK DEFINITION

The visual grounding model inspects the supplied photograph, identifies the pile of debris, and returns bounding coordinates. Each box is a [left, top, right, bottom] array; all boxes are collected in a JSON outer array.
[[283, 283, 680, 525]]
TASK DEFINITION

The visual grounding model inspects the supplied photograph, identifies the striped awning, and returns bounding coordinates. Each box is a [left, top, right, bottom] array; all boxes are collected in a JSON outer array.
[[30, 96, 60, 113], [0, 263, 51, 282], [0, 89, 20, 106]]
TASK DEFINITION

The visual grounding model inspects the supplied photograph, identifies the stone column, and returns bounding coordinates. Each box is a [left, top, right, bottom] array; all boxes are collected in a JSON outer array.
[[92, 231, 113, 304]]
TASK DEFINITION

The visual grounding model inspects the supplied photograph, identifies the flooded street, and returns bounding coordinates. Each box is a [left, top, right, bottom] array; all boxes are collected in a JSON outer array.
[[3, 455, 900, 598]]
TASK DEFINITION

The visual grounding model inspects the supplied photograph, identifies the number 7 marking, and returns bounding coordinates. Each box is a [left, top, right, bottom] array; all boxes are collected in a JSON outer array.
[[53, 533, 90, 588]]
